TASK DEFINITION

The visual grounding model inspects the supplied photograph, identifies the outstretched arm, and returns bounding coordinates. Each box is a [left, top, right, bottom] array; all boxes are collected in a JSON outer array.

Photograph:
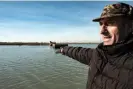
[[56, 46, 93, 65]]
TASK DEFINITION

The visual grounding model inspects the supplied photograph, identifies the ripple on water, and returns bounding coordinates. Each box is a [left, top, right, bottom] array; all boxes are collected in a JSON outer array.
[[0, 45, 97, 89]]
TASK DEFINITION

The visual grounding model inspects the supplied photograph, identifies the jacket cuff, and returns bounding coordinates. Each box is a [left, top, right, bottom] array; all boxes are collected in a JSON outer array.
[[62, 46, 72, 55]]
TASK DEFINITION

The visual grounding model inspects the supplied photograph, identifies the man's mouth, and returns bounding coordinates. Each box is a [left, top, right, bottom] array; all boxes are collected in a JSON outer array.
[[102, 36, 112, 41], [103, 36, 111, 38]]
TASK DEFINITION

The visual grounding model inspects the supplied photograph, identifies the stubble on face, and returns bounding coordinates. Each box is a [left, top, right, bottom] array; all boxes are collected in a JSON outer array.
[[99, 17, 124, 45]]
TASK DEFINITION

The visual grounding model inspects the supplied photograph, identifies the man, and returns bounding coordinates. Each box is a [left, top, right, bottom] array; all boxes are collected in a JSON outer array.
[[56, 2, 133, 89]]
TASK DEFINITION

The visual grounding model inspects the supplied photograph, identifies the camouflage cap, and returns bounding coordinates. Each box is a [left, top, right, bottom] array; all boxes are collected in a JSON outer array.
[[93, 2, 133, 22]]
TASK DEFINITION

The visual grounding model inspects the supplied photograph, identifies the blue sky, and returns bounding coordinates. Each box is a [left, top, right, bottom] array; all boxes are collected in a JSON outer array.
[[0, 1, 133, 43]]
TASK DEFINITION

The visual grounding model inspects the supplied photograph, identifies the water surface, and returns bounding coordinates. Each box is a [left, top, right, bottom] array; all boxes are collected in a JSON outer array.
[[0, 44, 98, 89]]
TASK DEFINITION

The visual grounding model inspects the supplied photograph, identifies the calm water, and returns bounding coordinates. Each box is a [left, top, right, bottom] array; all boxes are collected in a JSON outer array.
[[0, 44, 98, 89]]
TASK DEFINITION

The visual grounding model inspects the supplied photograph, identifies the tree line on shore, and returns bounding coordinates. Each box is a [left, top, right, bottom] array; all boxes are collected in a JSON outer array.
[[0, 42, 49, 46], [0, 42, 99, 46]]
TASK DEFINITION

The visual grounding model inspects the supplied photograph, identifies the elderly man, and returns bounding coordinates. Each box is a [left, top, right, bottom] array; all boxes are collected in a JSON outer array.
[[56, 2, 133, 89]]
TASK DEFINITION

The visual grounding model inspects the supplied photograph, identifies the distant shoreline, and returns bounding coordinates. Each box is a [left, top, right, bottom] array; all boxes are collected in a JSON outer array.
[[0, 42, 99, 46]]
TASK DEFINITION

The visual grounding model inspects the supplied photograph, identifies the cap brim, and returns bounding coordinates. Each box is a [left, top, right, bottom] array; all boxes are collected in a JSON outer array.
[[92, 16, 109, 22], [92, 17, 102, 22]]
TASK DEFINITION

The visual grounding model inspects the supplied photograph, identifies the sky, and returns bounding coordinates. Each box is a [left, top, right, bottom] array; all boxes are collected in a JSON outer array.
[[0, 1, 133, 43]]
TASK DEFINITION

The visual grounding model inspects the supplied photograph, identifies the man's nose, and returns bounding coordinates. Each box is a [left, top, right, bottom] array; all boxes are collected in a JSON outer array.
[[100, 24, 108, 34]]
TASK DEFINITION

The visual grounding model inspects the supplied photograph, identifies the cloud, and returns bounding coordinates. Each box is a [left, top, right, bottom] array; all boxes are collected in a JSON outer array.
[[2, 1, 129, 42], [0, 20, 100, 42]]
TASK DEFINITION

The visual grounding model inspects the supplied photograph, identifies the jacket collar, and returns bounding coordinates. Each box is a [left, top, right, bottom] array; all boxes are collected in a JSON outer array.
[[97, 32, 133, 56]]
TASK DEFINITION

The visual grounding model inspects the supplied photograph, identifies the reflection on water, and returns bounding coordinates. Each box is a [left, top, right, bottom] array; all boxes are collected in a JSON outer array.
[[0, 44, 98, 89]]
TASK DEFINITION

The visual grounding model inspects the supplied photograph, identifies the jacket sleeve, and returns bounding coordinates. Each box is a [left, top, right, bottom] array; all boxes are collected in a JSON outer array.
[[62, 46, 93, 65]]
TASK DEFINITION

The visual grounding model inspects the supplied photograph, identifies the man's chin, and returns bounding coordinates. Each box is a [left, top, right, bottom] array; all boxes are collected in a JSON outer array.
[[103, 41, 113, 46]]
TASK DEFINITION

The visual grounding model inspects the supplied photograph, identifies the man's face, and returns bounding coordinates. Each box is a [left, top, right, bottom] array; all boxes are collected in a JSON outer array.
[[99, 17, 125, 45]]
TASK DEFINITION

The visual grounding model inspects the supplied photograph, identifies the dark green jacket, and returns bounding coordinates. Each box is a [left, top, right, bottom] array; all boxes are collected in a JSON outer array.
[[62, 33, 133, 89]]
